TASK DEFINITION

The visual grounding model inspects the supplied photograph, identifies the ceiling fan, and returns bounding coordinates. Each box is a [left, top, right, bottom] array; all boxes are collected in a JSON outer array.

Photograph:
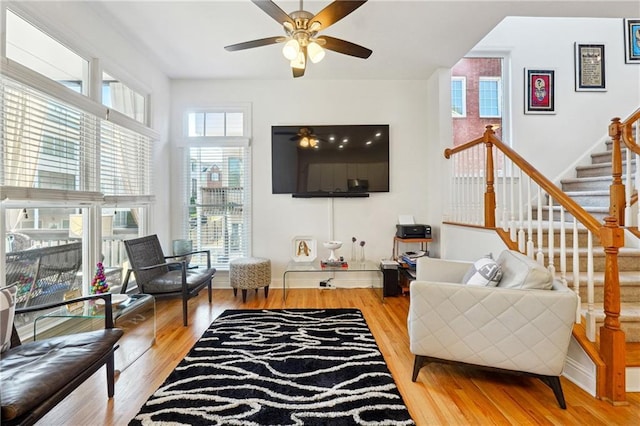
[[224, 0, 372, 78]]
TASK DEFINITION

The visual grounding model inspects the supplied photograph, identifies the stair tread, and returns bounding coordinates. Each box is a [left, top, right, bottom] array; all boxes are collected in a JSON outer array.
[[580, 302, 640, 319], [561, 176, 612, 183]]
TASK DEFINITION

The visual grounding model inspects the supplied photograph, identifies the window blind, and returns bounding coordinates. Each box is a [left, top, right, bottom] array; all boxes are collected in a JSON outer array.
[[100, 120, 152, 197], [185, 145, 251, 268], [1, 75, 99, 192]]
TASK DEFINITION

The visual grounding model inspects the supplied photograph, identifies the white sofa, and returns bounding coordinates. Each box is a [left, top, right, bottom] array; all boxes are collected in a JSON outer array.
[[408, 250, 578, 408]]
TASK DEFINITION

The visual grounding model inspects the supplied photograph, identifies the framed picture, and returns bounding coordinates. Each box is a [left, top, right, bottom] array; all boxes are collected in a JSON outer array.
[[574, 43, 606, 91], [291, 236, 317, 262], [624, 18, 640, 63], [524, 69, 555, 114]]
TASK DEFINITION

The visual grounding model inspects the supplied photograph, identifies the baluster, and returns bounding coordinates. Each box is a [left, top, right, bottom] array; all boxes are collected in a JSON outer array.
[[517, 168, 525, 252], [502, 152, 508, 231], [559, 207, 567, 288], [547, 194, 555, 275], [572, 217, 581, 324], [526, 175, 534, 258], [536, 187, 544, 265], [586, 231, 596, 341], [624, 144, 632, 226], [509, 157, 516, 239], [463, 149, 469, 223], [475, 145, 482, 224]]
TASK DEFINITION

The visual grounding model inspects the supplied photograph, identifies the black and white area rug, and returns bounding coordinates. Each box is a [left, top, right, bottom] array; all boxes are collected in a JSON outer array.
[[130, 309, 414, 425]]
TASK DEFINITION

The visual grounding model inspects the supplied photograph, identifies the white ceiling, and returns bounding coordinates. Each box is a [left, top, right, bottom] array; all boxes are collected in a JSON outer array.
[[84, 1, 639, 80]]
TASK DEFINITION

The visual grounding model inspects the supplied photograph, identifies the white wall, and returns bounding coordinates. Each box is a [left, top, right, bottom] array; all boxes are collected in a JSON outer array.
[[170, 79, 431, 279], [475, 17, 640, 179]]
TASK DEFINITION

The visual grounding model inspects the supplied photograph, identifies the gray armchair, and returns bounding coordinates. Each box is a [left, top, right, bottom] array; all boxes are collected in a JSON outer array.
[[122, 235, 215, 326]]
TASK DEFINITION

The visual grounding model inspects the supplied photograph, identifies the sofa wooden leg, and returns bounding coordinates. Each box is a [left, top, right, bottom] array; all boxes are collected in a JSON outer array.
[[540, 375, 567, 409], [264, 286, 269, 298], [412, 355, 426, 382], [233, 288, 237, 297], [242, 289, 247, 303]]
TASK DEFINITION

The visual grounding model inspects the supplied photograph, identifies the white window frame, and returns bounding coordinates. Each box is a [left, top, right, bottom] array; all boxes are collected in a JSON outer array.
[[451, 76, 467, 118], [179, 104, 252, 269], [478, 76, 502, 118]]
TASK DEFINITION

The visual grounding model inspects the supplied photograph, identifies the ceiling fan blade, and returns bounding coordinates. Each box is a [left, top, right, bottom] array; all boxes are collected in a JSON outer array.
[[317, 36, 372, 59], [251, 0, 294, 27], [311, 1, 367, 30], [224, 36, 283, 52]]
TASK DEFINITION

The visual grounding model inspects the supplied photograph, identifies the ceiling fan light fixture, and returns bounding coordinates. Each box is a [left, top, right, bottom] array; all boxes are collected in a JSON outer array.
[[308, 21, 322, 33], [291, 50, 306, 69], [282, 39, 300, 60], [299, 136, 310, 148], [307, 41, 325, 63]]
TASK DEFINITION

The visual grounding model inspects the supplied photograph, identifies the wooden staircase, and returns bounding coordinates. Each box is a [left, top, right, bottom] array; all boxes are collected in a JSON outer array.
[[551, 141, 640, 343]]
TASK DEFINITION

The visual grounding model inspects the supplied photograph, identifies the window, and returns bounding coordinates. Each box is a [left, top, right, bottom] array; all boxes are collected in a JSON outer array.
[[479, 77, 502, 118], [183, 108, 251, 268], [187, 111, 244, 137], [6, 10, 89, 95], [451, 77, 466, 117], [102, 72, 146, 124]]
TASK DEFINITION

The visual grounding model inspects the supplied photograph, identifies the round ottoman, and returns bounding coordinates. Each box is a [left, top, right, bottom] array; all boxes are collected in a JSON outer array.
[[229, 257, 271, 302]]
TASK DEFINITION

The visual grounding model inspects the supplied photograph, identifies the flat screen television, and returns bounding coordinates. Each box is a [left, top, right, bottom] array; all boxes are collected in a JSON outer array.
[[271, 124, 390, 197]]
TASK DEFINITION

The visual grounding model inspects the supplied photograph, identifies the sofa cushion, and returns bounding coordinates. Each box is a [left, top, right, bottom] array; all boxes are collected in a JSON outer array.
[[0, 286, 17, 353], [143, 268, 216, 294], [462, 257, 502, 287], [496, 250, 553, 290]]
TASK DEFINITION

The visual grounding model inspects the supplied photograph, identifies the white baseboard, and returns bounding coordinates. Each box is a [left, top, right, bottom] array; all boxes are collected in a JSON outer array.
[[563, 336, 597, 397]]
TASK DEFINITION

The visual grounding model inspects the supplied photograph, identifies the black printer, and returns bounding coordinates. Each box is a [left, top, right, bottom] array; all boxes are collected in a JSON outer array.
[[396, 224, 431, 239]]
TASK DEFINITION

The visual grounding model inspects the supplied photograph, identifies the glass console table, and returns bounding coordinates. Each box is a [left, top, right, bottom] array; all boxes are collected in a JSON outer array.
[[34, 294, 156, 372], [282, 260, 383, 302]]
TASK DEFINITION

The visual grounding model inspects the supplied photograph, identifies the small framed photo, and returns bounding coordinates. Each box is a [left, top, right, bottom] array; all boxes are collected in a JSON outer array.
[[574, 43, 606, 91], [291, 236, 317, 263], [624, 18, 640, 63], [524, 68, 555, 114]]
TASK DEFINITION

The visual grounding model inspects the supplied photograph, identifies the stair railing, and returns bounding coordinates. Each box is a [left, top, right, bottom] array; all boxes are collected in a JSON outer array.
[[444, 125, 626, 404], [609, 108, 640, 229]]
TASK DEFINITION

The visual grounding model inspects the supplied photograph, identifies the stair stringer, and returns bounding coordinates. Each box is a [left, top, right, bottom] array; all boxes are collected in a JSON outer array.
[[551, 132, 612, 186]]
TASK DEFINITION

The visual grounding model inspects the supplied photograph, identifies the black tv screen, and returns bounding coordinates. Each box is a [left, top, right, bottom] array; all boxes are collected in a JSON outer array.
[[271, 124, 389, 197]]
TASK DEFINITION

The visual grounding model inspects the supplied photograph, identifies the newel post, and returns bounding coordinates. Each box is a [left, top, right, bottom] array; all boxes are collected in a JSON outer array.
[[608, 118, 626, 226], [483, 126, 496, 228], [599, 216, 627, 405]]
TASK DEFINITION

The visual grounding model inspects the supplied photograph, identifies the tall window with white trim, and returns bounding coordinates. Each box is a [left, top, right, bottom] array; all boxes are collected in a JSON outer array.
[[184, 110, 251, 268]]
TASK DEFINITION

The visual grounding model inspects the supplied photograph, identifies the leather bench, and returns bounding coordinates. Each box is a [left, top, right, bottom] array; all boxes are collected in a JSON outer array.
[[1, 293, 123, 426]]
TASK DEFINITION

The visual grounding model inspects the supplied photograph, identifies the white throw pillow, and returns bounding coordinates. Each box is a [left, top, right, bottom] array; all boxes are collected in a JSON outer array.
[[462, 257, 503, 286], [496, 250, 553, 290], [1, 286, 17, 353]]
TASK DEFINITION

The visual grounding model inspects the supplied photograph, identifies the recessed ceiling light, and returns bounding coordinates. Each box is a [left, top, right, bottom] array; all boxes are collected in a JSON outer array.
[[342, 138, 348, 143], [329, 136, 335, 141], [365, 140, 372, 145], [375, 132, 382, 137], [338, 145, 344, 149]]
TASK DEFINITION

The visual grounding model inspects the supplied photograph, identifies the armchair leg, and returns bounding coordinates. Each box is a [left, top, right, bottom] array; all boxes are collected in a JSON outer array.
[[540, 376, 567, 409], [106, 350, 116, 398], [208, 280, 212, 304], [182, 297, 188, 326], [264, 286, 269, 299], [242, 289, 247, 303], [412, 355, 427, 382]]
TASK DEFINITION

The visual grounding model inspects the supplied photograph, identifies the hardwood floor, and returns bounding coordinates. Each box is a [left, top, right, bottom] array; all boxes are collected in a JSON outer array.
[[38, 288, 640, 425]]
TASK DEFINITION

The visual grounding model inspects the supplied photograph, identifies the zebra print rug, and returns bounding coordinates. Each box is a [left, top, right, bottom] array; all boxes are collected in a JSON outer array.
[[130, 309, 414, 425]]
